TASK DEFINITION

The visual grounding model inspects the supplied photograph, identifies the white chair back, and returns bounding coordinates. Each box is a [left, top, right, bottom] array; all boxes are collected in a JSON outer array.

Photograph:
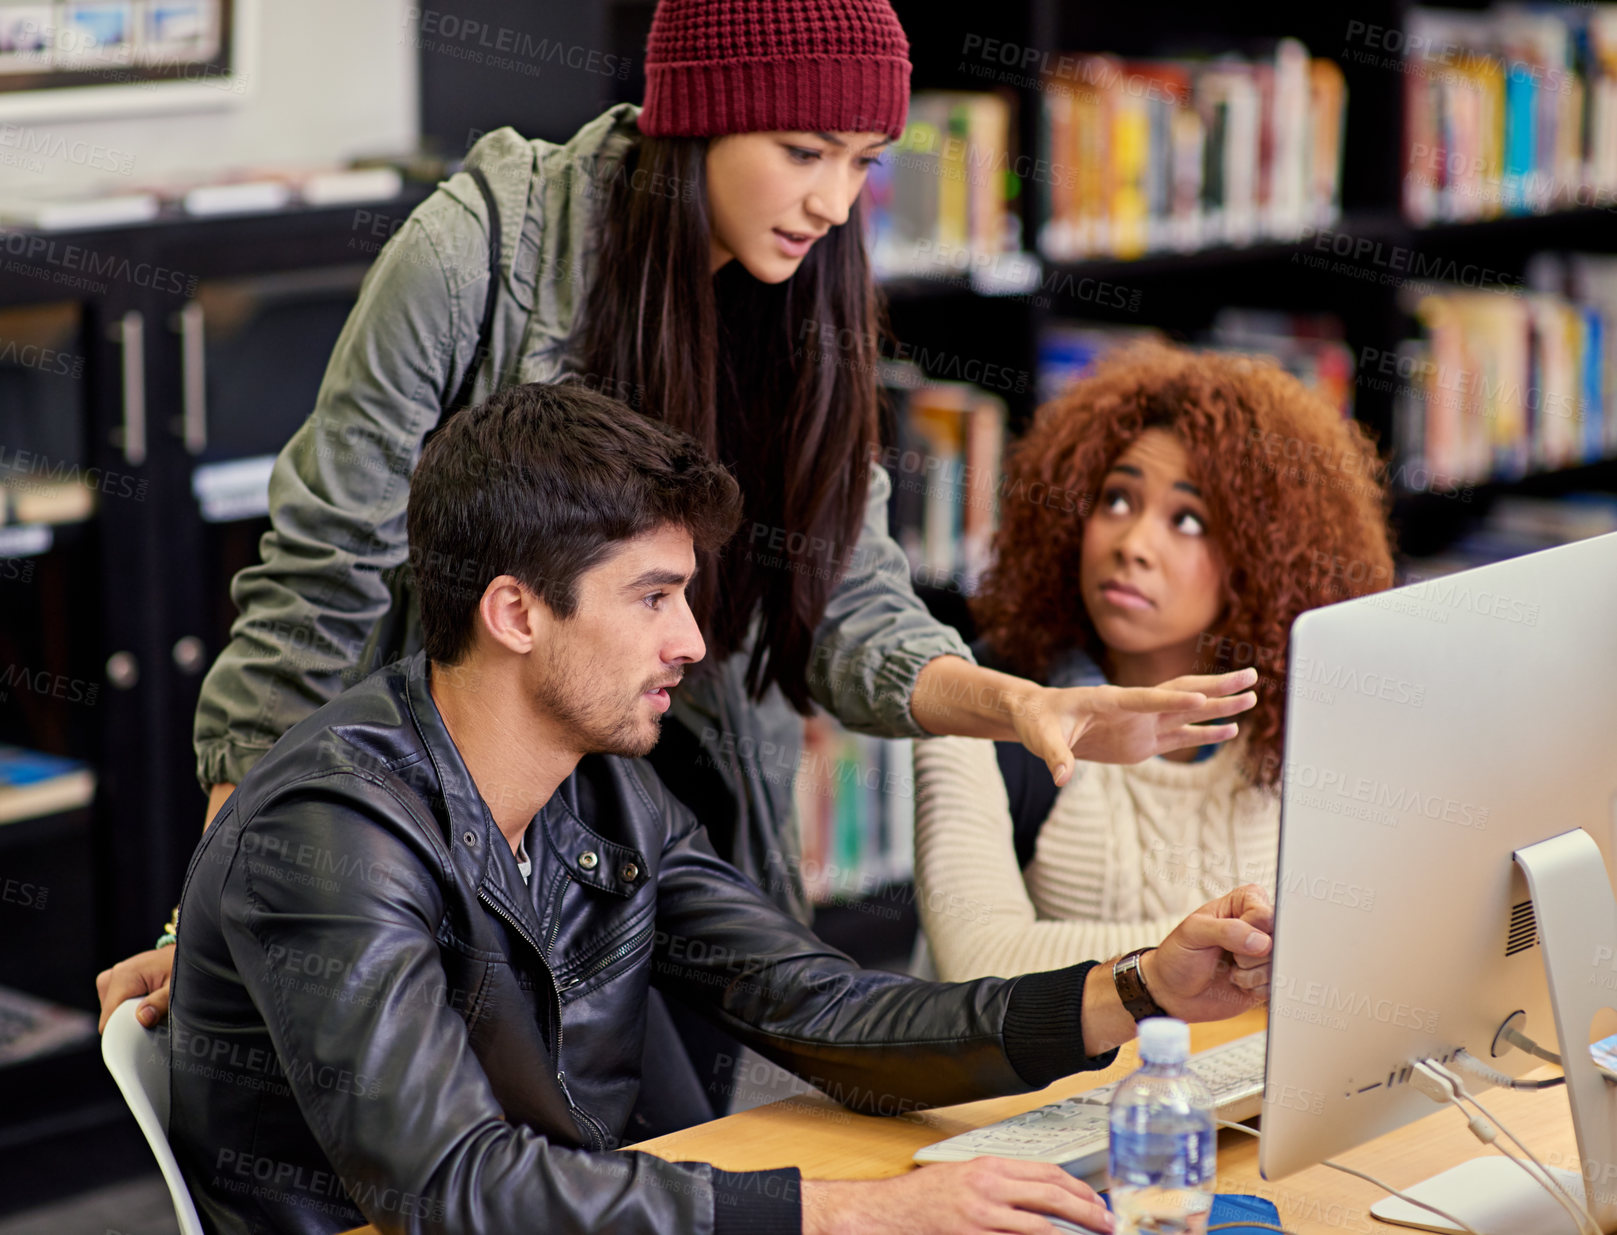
[[101, 1000, 206, 1235]]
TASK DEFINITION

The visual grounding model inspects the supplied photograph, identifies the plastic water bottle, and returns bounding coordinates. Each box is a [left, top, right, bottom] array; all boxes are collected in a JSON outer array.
[[1108, 1018, 1216, 1235]]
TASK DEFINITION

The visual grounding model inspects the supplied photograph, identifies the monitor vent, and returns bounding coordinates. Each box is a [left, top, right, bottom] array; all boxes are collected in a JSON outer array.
[[1376, 1050, 1462, 1095], [1506, 901, 1539, 957]]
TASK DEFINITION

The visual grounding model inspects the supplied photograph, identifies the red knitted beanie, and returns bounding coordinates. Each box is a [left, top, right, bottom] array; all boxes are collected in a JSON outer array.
[[640, 0, 911, 139]]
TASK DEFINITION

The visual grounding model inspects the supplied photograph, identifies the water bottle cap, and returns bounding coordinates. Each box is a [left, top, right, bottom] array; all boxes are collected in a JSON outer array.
[[1137, 1017, 1190, 1064]]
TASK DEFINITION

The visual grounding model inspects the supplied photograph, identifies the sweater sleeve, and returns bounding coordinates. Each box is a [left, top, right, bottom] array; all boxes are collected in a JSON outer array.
[[912, 735, 1183, 981]]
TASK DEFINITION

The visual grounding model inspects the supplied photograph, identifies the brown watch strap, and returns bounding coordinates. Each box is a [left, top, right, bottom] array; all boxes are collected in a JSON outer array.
[[1113, 946, 1167, 1022]]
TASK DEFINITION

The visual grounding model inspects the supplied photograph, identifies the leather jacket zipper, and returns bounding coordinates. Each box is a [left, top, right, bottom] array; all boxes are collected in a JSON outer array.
[[559, 923, 653, 992], [557, 1071, 612, 1146], [477, 889, 606, 1150], [543, 873, 568, 955]]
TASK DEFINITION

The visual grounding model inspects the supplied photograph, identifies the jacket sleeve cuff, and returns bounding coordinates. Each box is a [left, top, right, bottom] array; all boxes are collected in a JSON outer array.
[[1001, 961, 1120, 1088], [195, 739, 274, 795], [881, 637, 976, 737], [710, 1167, 803, 1235]]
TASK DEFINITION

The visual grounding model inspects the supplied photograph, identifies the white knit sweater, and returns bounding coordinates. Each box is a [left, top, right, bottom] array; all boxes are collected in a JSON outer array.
[[912, 734, 1279, 981]]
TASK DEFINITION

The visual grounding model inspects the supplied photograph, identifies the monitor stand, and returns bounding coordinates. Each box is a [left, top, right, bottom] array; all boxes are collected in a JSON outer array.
[[1369, 1157, 1587, 1234], [1370, 828, 1617, 1235]]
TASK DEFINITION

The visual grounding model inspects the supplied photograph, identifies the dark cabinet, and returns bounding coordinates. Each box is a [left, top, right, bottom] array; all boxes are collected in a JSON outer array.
[[0, 190, 426, 1213]]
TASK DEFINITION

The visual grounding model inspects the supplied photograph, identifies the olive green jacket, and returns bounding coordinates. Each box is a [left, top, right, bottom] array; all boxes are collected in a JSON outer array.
[[192, 103, 973, 921]]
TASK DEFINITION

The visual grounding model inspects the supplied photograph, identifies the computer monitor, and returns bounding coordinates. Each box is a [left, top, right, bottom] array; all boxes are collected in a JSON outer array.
[[1259, 530, 1617, 1233]]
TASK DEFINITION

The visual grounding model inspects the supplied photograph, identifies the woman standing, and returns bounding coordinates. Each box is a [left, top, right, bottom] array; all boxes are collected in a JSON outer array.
[[97, 0, 1253, 1034]]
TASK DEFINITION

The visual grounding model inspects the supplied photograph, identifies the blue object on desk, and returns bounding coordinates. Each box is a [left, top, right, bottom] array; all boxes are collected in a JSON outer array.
[[1207, 1192, 1284, 1228], [1059, 1192, 1281, 1233]]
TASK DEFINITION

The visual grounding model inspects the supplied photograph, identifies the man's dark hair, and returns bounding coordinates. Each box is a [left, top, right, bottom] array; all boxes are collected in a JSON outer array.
[[407, 381, 743, 664]]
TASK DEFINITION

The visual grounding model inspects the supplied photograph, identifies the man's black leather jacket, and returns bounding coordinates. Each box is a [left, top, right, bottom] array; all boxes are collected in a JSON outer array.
[[168, 655, 1113, 1234]]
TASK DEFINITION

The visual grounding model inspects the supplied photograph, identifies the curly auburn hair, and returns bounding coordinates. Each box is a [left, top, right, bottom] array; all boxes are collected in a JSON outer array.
[[973, 341, 1396, 789]]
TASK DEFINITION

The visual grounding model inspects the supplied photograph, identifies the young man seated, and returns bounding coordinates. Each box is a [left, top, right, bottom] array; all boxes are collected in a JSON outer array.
[[164, 382, 1274, 1235]]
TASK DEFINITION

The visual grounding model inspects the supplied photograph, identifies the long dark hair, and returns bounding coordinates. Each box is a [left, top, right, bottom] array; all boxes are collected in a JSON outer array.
[[569, 132, 884, 712]]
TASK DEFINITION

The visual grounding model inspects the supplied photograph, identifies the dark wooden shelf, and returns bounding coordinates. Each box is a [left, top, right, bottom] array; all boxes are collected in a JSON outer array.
[[0, 806, 92, 855], [1408, 205, 1617, 241]]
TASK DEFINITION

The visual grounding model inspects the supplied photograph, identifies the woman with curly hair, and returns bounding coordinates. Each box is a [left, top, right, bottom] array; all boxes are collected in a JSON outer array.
[[912, 341, 1395, 981]]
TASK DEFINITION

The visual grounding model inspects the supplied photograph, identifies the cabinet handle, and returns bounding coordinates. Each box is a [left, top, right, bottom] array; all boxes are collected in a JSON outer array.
[[172, 635, 207, 675], [109, 311, 146, 467], [174, 301, 208, 455], [105, 651, 139, 690]]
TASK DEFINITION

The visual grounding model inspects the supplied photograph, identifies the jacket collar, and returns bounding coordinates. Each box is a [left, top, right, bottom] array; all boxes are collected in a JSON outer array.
[[535, 765, 647, 899], [399, 654, 547, 936], [397, 654, 645, 940]]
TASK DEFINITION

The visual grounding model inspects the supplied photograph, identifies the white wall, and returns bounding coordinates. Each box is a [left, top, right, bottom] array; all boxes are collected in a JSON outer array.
[[3, 0, 418, 198]]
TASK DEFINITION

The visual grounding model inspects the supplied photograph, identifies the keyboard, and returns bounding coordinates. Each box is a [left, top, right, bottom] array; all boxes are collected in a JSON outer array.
[[913, 1030, 1267, 1185]]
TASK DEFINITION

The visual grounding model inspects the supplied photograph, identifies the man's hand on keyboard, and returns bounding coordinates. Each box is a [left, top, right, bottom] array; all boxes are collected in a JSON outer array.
[[801, 1159, 1112, 1235], [1143, 883, 1273, 1023]]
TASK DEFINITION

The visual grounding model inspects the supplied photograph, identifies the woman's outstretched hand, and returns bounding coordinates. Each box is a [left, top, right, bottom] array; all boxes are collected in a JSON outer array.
[[1015, 668, 1258, 783]]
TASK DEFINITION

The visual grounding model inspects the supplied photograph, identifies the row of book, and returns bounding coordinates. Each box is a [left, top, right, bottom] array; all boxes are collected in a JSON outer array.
[[1040, 40, 1346, 260], [864, 91, 1021, 282], [882, 365, 1007, 592], [1403, 5, 1617, 224], [1396, 253, 1617, 483], [879, 305, 1612, 585], [794, 717, 914, 905], [1037, 312, 1357, 418]]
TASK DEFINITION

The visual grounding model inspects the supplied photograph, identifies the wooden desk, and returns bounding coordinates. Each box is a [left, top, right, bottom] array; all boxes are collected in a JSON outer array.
[[344, 1009, 1580, 1234]]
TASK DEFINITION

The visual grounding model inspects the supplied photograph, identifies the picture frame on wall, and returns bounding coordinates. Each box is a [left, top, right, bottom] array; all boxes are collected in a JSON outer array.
[[0, 0, 254, 119]]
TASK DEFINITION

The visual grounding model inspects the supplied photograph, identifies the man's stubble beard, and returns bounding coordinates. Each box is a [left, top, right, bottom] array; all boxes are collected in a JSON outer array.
[[533, 647, 662, 759]]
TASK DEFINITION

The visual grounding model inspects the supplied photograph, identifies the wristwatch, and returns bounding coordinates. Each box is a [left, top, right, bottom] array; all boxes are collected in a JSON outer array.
[[1112, 946, 1167, 1022]]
